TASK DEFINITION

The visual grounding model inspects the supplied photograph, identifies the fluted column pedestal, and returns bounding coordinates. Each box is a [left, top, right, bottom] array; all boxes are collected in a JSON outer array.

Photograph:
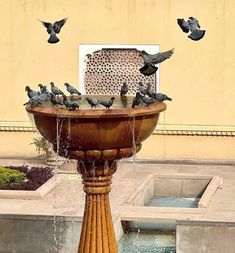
[[77, 161, 118, 253], [57, 144, 142, 253]]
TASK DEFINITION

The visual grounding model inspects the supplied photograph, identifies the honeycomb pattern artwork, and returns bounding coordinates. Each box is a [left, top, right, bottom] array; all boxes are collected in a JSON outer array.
[[83, 48, 157, 95]]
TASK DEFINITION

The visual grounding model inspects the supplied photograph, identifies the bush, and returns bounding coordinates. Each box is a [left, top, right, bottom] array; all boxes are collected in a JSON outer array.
[[0, 167, 26, 187], [30, 136, 52, 158]]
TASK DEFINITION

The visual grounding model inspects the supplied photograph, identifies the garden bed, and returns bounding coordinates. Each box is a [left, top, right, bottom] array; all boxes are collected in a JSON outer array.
[[0, 166, 53, 190], [0, 166, 59, 200]]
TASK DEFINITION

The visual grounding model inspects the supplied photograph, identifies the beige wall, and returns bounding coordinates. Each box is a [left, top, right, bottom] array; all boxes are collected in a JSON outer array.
[[1, 0, 235, 124], [0, 0, 234, 160]]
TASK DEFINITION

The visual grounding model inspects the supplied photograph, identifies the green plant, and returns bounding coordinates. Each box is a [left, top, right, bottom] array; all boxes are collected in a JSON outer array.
[[0, 167, 26, 187], [30, 136, 52, 158]]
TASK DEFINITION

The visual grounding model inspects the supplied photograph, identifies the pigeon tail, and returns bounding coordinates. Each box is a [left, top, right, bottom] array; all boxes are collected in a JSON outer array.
[[166, 96, 172, 101], [139, 64, 158, 76], [188, 30, 206, 41], [48, 34, 60, 44]]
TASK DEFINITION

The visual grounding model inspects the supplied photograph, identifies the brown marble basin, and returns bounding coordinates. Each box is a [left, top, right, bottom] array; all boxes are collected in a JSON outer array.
[[26, 95, 166, 151]]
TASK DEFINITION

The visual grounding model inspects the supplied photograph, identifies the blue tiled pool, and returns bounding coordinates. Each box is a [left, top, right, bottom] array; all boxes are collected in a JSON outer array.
[[118, 231, 176, 253], [146, 197, 200, 208]]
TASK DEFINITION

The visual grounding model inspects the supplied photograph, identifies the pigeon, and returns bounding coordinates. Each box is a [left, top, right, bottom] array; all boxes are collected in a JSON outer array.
[[132, 92, 142, 108], [146, 83, 155, 97], [39, 18, 67, 44], [50, 82, 65, 96], [63, 95, 80, 110], [141, 95, 155, 106], [120, 82, 128, 96], [50, 93, 63, 105], [38, 84, 49, 95], [139, 48, 174, 76], [153, 93, 172, 102], [64, 83, 81, 96], [138, 82, 148, 95], [85, 97, 100, 108], [25, 86, 39, 99], [99, 97, 115, 109], [177, 17, 206, 41], [24, 93, 48, 107]]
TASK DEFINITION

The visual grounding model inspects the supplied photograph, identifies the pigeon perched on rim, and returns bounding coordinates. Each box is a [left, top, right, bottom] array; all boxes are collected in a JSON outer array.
[[63, 95, 79, 110], [138, 82, 148, 95], [64, 83, 81, 96], [25, 86, 39, 99], [50, 93, 63, 106], [139, 48, 174, 76], [38, 84, 49, 94], [153, 93, 172, 102], [39, 18, 67, 44], [141, 95, 155, 106], [146, 83, 155, 98], [177, 17, 206, 41], [99, 97, 115, 109], [120, 82, 128, 96], [132, 92, 142, 108], [23, 93, 48, 107], [50, 82, 65, 96], [85, 97, 100, 108]]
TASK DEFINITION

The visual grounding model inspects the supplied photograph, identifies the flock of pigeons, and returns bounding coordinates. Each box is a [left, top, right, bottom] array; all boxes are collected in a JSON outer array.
[[24, 82, 171, 110], [120, 82, 172, 108], [24, 82, 81, 109], [24, 82, 117, 110], [27, 15, 203, 109], [38, 16, 205, 76]]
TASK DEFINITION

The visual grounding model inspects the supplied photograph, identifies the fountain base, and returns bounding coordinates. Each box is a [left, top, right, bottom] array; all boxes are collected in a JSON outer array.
[[56, 144, 142, 253], [77, 161, 118, 253]]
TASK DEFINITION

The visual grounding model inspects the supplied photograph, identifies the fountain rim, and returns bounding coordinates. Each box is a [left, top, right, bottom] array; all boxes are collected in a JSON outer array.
[[26, 95, 167, 119]]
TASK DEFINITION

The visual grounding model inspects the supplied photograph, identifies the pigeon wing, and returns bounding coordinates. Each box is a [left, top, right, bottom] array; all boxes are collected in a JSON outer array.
[[53, 18, 67, 34], [177, 18, 190, 33], [189, 17, 200, 28], [150, 49, 174, 65], [39, 20, 53, 33]]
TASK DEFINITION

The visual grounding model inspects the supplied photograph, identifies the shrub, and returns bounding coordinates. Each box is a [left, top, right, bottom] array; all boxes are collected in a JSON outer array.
[[30, 136, 52, 158], [0, 167, 26, 187]]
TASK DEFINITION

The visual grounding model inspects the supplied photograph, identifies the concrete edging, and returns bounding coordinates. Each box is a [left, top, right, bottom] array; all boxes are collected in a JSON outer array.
[[0, 175, 61, 200], [119, 174, 222, 222]]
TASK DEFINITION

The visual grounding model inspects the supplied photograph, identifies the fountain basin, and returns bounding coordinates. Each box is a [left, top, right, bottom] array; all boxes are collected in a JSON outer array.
[[26, 96, 166, 152]]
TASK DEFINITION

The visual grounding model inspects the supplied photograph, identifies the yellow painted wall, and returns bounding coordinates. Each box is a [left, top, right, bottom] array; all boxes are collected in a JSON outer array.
[[0, 0, 234, 160], [0, 0, 235, 125]]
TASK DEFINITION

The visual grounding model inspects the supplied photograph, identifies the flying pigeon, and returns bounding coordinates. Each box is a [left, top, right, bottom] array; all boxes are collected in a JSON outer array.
[[39, 18, 67, 44], [25, 86, 39, 99], [120, 82, 128, 96], [63, 95, 79, 110], [99, 97, 115, 109], [64, 83, 81, 96], [177, 17, 206, 41], [139, 48, 174, 76], [50, 93, 63, 106], [85, 97, 100, 108], [153, 93, 172, 102], [132, 92, 142, 108], [50, 82, 65, 96]]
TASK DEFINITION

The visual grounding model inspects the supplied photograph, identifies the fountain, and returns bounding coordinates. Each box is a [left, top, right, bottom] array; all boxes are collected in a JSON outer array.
[[26, 95, 166, 253]]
